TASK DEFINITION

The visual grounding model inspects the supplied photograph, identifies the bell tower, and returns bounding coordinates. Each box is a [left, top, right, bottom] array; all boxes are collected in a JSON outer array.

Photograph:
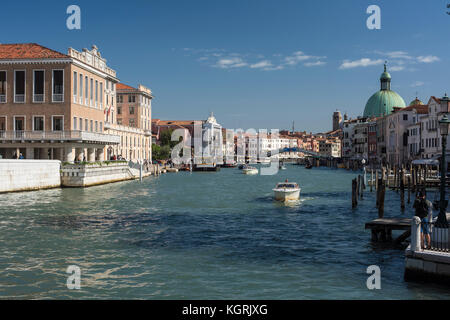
[[380, 62, 391, 91]]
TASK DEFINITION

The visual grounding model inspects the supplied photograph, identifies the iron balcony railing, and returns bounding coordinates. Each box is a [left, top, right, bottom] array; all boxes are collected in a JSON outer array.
[[52, 94, 64, 102], [0, 130, 120, 144], [0, 94, 5, 103], [14, 94, 25, 103], [420, 220, 450, 253], [33, 94, 44, 103]]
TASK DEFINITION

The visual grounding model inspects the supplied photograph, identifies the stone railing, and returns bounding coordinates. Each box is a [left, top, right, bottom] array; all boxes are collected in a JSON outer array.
[[0, 130, 120, 144], [411, 216, 450, 252], [61, 161, 133, 187]]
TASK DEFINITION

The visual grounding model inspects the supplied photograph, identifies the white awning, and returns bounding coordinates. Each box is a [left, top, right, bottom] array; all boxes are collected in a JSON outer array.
[[412, 159, 439, 165]]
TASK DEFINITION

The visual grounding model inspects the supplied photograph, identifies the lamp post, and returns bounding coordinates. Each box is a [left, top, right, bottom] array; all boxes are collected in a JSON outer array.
[[362, 158, 367, 185], [437, 107, 450, 228]]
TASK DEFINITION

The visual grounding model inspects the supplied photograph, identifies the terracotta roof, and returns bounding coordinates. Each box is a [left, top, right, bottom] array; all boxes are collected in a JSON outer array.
[[431, 96, 441, 104], [396, 104, 429, 114], [155, 120, 203, 126], [116, 83, 137, 91], [0, 43, 68, 60]]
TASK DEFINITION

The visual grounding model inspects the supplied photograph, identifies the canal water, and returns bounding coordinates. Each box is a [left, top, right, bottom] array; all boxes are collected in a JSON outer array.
[[0, 164, 449, 299]]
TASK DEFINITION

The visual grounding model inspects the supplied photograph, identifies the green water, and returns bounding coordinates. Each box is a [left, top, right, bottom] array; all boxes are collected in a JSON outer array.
[[0, 165, 449, 299]]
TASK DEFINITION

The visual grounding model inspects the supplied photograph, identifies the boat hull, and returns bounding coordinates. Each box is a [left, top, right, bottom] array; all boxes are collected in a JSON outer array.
[[243, 169, 258, 175], [193, 165, 220, 172], [273, 189, 300, 201]]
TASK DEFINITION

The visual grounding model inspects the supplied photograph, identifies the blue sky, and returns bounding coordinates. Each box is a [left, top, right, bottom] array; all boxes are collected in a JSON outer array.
[[3, 0, 450, 132]]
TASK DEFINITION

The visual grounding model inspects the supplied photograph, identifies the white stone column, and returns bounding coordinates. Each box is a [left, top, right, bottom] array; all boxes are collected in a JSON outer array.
[[97, 147, 105, 161], [88, 148, 96, 162], [75, 148, 83, 162], [65, 146, 75, 162], [26, 147, 34, 159], [411, 216, 422, 252]]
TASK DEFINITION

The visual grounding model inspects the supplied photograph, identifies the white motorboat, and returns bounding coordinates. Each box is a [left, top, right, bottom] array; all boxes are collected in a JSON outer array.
[[242, 165, 258, 175], [273, 181, 301, 201]]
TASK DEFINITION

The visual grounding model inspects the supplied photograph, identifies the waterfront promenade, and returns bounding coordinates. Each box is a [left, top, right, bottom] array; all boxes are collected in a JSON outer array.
[[1, 165, 449, 299]]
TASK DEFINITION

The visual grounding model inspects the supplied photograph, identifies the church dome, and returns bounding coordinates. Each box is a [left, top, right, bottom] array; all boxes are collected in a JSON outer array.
[[364, 91, 406, 117], [363, 64, 406, 118]]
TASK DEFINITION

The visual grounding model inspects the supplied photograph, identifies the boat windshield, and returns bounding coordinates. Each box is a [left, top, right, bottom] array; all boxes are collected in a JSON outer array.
[[276, 183, 297, 189]]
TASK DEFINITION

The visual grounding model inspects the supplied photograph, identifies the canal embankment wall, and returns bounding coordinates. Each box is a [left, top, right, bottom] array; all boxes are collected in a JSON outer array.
[[61, 162, 138, 187], [0, 159, 61, 193], [0, 160, 156, 192]]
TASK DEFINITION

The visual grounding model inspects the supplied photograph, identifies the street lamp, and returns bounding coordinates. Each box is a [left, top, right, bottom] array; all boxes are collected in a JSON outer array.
[[362, 158, 367, 185], [437, 111, 450, 228]]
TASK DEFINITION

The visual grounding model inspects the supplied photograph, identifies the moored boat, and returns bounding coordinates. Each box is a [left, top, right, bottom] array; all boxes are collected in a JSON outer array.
[[273, 181, 301, 201], [242, 165, 258, 175], [220, 162, 237, 168], [193, 163, 220, 172]]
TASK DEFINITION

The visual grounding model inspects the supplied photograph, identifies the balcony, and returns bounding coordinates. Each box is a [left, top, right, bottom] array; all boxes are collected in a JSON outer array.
[[33, 94, 44, 103], [14, 94, 25, 103], [0, 130, 120, 144], [52, 94, 63, 102], [0, 94, 5, 103]]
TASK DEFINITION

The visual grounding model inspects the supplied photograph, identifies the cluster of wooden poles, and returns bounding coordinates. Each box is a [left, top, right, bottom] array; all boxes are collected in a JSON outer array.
[[352, 164, 439, 218]]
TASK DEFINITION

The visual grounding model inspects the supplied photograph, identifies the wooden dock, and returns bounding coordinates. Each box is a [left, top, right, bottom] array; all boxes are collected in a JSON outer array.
[[365, 217, 411, 243]]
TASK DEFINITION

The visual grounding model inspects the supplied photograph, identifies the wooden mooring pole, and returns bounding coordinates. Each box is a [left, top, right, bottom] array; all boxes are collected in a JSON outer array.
[[370, 169, 373, 192], [352, 178, 358, 208], [407, 176, 411, 204], [360, 175, 363, 200], [375, 170, 379, 191], [400, 169, 405, 211], [378, 179, 385, 218]]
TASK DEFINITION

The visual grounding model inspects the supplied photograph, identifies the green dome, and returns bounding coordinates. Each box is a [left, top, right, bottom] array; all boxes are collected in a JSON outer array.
[[363, 90, 406, 117], [363, 63, 406, 117], [380, 71, 391, 80]]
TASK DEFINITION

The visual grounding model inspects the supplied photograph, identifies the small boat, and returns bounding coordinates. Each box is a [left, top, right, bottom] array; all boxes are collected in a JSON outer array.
[[279, 164, 287, 170], [220, 162, 237, 168], [305, 161, 313, 169], [192, 163, 220, 172], [242, 165, 258, 175], [273, 181, 301, 201]]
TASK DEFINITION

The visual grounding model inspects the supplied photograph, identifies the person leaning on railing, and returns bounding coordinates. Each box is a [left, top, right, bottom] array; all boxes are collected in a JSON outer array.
[[413, 189, 433, 249]]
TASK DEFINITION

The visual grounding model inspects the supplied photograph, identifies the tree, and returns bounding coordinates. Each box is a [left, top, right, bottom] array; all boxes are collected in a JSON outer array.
[[153, 129, 184, 160]]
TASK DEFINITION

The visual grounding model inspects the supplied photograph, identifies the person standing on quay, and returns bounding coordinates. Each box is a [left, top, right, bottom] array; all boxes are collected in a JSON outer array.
[[413, 189, 433, 249]]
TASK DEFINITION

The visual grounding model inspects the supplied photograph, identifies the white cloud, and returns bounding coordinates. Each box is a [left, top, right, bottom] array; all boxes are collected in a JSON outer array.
[[375, 51, 413, 60], [214, 57, 247, 69], [250, 60, 272, 69], [339, 58, 384, 69], [417, 55, 440, 63], [284, 51, 314, 66], [187, 48, 326, 71], [262, 65, 285, 71], [304, 61, 326, 67], [411, 81, 425, 87], [390, 66, 404, 71]]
